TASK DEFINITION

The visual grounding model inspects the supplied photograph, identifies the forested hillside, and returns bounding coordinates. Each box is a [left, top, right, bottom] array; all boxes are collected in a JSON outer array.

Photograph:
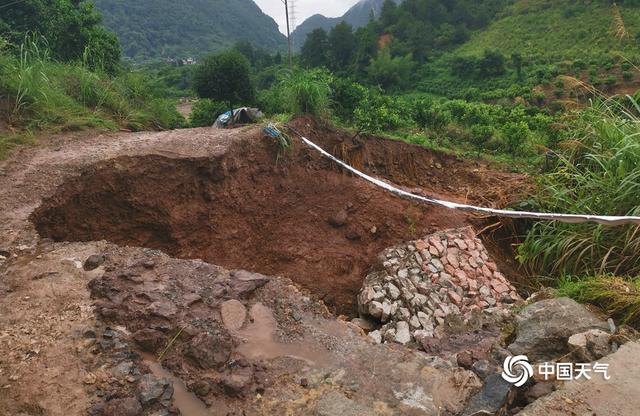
[[292, 0, 399, 50], [93, 0, 286, 61], [457, 0, 640, 60]]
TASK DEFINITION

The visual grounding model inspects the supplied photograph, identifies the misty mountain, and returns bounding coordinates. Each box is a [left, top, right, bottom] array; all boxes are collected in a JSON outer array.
[[93, 0, 287, 61], [291, 0, 401, 49]]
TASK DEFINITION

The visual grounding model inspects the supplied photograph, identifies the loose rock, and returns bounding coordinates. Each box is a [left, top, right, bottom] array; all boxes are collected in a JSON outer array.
[[220, 299, 247, 331], [102, 397, 142, 416], [508, 298, 609, 361], [83, 254, 105, 271], [137, 374, 172, 406], [462, 373, 514, 416], [358, 227, 520, 349]]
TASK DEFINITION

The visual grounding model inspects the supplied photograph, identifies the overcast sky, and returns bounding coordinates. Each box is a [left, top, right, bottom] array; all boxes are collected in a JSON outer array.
[[253, 0, 362, 34]]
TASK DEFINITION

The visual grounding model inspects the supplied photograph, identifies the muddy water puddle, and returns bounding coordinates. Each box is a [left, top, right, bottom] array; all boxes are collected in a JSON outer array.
[[237, 303, 333, 366], [142, 354, 230, 416], [140, 303, 334, 415]]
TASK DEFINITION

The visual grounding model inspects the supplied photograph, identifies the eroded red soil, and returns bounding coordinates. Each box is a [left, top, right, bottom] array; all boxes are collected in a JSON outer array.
[[31, 120, 528, 314]]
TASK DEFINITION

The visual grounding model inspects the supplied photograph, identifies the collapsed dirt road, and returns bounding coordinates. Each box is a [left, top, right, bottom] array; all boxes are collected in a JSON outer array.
[[0, 120, 531, 415], [12, 120, 526, 315]]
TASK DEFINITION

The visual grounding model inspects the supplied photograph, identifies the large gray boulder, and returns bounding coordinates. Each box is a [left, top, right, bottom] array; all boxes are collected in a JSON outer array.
[[508, 298, 609, 361]]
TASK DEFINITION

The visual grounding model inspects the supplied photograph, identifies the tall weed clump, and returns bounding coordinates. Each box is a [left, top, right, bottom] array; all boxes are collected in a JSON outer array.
[[0, 35, 184, 153], [280, 69, 332, 118], [5, 36, 96, 130], [518, 97, 640, 277]]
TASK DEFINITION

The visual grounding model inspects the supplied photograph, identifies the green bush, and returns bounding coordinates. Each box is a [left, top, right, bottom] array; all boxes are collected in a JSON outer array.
[[410, 98, 451, 130], [189, 99, 229, 127], [332, 78, 367, 122], [470, 125, 495, 146], [533, 91, 547, 104], [192, 50, 255, 106], [365, 50, 415, 92], [573, 59, 588, 71], [257, 87, 288, 115], [354, 88, 412, 133], [501, 121, 530, 154]]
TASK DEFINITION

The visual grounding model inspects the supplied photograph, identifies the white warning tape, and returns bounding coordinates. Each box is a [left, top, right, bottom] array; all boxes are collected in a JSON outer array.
[[290, 130, 640, 226]]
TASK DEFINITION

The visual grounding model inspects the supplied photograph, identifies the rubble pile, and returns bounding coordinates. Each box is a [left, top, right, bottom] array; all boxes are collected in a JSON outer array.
[[358, 227, 521, 346]]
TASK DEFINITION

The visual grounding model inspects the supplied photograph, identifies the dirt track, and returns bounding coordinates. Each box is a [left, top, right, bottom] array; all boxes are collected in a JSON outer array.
[[0, 121, 529, 415]]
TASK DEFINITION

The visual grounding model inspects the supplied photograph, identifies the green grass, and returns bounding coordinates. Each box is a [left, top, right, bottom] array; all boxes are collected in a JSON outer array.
[[518, 96, 640, 277], [279, 69, 332, 119], [0, 37, 185, 158], [557, 275, 640, 327], [417, 0, 640, 101]]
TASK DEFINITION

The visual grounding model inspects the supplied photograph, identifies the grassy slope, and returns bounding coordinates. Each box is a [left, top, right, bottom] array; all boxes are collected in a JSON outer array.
[[456, 0, 640, 60], [0, 43, 185, 159]]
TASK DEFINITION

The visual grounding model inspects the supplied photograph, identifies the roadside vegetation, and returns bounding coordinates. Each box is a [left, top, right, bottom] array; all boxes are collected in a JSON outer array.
[[0, 0, 183, 158], [2, 0, 640, 325]]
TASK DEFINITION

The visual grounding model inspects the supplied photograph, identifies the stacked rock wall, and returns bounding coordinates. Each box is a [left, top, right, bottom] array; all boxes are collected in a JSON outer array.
[[358, 227, 521, 346]]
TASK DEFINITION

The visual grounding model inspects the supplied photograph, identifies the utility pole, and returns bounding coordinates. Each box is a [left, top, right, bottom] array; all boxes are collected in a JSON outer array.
[[289, 0, 297, 51], [283, 0, 292, 67]]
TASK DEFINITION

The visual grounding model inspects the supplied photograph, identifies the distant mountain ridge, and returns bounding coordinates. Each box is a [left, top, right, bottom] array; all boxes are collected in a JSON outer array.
[[93, 0, 286, 61], [292, 0, 401, 49]]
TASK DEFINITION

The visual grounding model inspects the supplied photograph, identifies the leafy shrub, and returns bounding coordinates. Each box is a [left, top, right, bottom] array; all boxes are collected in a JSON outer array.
[[192, 50, 255, 106], [573, 59, 588, 70], [470, 125, 495, 146], [365, 50, 415, 92], [408, 97, 451, 130], [501, 121, 530, 154], [450, 49, 506, 79], [533, 91, 547, 104], [189, 99, 229, 127], [332, 77, 367, 122], [623, 71, 634, 81], [354, 88, 412, 133], [257, 87, 287, 115]]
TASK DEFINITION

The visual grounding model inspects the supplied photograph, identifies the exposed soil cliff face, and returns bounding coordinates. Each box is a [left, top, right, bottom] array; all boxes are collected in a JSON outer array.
[[32, 121, 526, 314]]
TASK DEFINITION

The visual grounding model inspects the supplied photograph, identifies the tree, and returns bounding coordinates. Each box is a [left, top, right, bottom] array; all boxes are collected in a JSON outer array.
[[365, 49, 415, 91], [192, 50, 255, 106], [511, 52, 523, 81], [478, 49, 506, 78], [0, 0, 121, 73], [328, 22, 355, 70], [300, 28, 329, 68], [380, 0, 399, 28], [233, 40, 256, 66]]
